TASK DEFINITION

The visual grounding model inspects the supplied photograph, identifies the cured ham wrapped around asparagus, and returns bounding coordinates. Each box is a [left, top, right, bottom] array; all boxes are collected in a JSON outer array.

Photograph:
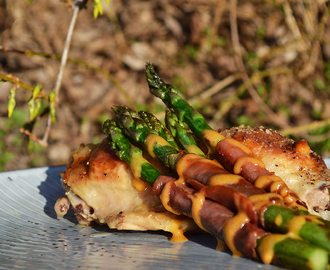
[[145, 63, 329, 218], [103, 105, 330, 270]]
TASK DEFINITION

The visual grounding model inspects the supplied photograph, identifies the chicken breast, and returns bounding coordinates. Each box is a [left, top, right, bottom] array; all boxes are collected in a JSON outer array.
[[54, 139, 197, 241], [218, 125, 330, 220]]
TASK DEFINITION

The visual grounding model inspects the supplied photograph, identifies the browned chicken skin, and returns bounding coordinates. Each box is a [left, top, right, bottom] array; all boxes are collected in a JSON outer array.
[[218, 125, 330, 219], [54, 139, 197, 241]]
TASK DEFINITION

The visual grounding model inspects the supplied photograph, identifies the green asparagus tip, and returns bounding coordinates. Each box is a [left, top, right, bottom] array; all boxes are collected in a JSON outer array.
[[145, 63, 178, 99], [145, 63, 163, 91]]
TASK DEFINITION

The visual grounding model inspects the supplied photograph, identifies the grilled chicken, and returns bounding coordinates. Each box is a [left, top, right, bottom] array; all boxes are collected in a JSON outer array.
[[54, 139, 197, 241], [218, 125, 330, 220]]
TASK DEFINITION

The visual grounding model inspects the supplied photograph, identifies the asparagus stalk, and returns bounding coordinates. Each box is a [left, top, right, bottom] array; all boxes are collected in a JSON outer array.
[[103, 119, 161, 185], [145, 63, 223, 150], [139, 110, 179, 148], [113, 106, 181, 170], [165, 110, 205, 157], [263, 205, 330, 253]]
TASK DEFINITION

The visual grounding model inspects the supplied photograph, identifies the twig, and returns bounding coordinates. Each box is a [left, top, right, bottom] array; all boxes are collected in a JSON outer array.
[[188, 73, 240, 105], [0, 72, 48, 99], [20, 128, 48, 147], [283, 0, 308, 54], [42, 0, 88, 145], [0, 46, 133, 107], [212, 0, 290, 129], [279, 118, 330, 137], [208, 67, 293, 127], [298, 3, 329, 79], [210, 0, 227, 52]]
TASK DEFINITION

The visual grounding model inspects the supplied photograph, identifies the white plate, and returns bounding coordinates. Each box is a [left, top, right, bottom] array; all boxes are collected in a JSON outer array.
[[1, 160, 329, 269]]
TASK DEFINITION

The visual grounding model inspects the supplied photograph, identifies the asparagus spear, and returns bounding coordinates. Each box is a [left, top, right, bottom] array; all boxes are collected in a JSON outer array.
[[113, 106, 181, 170], [139, 110, 179, 148], [103, 119, 161, 185], [264, 204, 330, 253], [103, 113, 329, 270], [145, 63, 223, 150], [165, 110, 205, 157]]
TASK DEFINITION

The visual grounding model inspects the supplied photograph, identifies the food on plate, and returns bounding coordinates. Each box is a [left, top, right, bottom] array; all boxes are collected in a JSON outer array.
[[55, 63, 330, 270], [54, 138, 198, 242]]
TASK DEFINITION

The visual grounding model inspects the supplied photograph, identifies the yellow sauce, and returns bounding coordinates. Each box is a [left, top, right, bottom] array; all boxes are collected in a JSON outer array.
[[175, 154, 222, 177], [274, 214, 283, 226], [129, 154, 145, 179], [222, 138, 253, 156], [295, 140, 311, 156], [201, 129, 225, 150], [248, 193, 283, 211], [216, 238, 229, 252], [189, 190, 207, 231], [169, 219, 189, 242], [254, 175, 283, 190], [184, 144, 205, 157], [233, 156, 265, 175], [132, 177, 150, 192], [223, 211, 250, 257], [257, 234, 288, 264], [159, 181, 182, 216], [254, 175, 298, 207], [145, 134, 173, 158], [208, 174, 243, 186]]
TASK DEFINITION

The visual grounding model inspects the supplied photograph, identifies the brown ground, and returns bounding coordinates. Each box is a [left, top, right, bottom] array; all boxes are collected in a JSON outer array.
[[1, 0, 330, 171]]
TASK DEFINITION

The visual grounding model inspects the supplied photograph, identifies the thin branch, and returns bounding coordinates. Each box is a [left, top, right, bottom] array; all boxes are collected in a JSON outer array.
[[188, 73, 240, 105], [0, 47, 134, 107], [0, 72, 45, 95], [279, 118, 330, 137], [210, 0, 227, 52], [42, 0, 88, 145], [212, 0, 290, 129], [208, 67, 293, 127]]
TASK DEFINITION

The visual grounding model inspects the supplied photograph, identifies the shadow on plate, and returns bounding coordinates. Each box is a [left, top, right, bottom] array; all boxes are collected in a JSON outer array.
[[38, 165, 78, 224]]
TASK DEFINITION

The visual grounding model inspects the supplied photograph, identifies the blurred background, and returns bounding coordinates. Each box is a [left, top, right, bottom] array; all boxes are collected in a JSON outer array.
[[1, 0, 330, 171]]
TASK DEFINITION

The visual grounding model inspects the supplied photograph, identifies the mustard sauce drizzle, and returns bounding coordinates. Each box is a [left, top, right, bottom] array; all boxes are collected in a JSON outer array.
[[233, 156, 265, 175]]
